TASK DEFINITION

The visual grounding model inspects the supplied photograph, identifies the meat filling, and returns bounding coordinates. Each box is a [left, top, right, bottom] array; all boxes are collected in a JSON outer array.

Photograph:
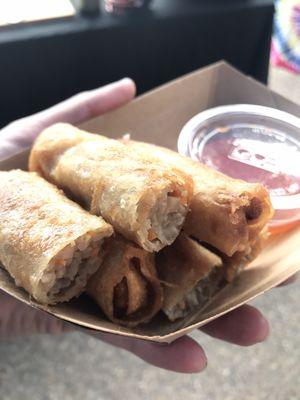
[[144, 190, 187, 251], [41, 234, 104, 303], [245, 197, 263, 222], [164, 266, 225, 321]]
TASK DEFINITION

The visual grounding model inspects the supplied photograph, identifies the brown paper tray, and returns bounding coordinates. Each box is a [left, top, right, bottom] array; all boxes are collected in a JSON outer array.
[[1, 61, 299, 343]]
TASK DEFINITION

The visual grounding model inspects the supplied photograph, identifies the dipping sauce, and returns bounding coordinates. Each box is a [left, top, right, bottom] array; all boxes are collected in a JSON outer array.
[[178, 105, 300, 234]]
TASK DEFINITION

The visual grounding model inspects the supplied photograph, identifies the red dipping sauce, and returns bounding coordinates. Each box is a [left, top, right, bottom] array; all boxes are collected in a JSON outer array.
[[178, 105, 300, 234]]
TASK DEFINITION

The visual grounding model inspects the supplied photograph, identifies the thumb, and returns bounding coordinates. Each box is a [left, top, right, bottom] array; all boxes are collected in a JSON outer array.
[[0, 78, 136, 160]]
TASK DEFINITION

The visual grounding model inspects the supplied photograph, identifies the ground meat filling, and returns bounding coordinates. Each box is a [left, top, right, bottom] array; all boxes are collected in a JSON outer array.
[[245, 197, 263, 222], [147, 191, 187, 247], [166, 266, 225, 321], [41, 234, 103, 302]]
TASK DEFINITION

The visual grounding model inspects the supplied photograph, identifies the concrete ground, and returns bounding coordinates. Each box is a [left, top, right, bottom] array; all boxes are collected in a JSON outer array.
[[0, 67, 299, 400]]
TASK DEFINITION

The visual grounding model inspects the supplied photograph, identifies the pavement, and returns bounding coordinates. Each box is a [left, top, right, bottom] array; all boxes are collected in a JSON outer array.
[[0, 67, 299, 400], [0, 280, 299, 400]]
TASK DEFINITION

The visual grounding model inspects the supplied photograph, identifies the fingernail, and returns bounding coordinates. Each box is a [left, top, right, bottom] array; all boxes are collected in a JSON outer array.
[[119, 77, 134, 85]]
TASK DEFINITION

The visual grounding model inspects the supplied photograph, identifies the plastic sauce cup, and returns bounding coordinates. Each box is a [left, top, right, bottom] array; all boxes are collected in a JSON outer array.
[[178, 104, 300, 234]]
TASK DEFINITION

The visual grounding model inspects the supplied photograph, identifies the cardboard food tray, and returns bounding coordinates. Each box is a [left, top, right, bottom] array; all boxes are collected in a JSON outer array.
[[0, 61, 299, 343]]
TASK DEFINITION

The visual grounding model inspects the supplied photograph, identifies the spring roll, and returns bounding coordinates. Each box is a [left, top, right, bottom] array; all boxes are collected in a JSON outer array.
[[157, 234, 225, 321], [222, 229, 268, 281], [121, 139, 273, 257], [87, 236, 163, 327], [0, 170, 113, 305], [29, 123, 193, 252]]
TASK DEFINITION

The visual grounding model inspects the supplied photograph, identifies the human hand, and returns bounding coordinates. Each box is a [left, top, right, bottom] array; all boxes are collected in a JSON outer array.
[[0, 78, 135, 160], [0, 78, 295, 373], [0, 290, 269, 373]]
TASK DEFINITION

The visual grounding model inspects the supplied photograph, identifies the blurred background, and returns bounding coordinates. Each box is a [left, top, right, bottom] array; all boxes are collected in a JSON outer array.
[[0, 0, 277, 127], [0, 0, 299, 399]]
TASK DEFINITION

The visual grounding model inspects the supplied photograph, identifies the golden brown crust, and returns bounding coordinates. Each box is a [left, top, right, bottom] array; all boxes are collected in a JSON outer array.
[[0, 170, 113, 304], [223, 228, 269, 281], [29, 124, 193, 252], [156, 234, 223, 318], [122, 139, 273, 257], [87, 236, 163, 327]]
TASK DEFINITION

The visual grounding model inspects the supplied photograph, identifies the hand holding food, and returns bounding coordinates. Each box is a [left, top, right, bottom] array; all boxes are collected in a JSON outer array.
[[0, 71, 297, 374], [0, 123, 274, 328]]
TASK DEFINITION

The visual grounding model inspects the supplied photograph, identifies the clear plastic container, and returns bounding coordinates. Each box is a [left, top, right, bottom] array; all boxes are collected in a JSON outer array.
[[178, 104, 300, 234]]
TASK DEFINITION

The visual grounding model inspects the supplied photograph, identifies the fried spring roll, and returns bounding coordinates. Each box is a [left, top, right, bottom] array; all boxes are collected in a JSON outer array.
[[87, 236, 163, 327], [157, 234, 224, 321], [121, 139, 273, 257], [0, 170, 113, 305], [29, 124, 193, 252], [222, 229, 268, 281]]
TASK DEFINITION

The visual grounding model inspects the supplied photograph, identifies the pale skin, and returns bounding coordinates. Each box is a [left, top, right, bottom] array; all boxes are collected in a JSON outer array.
[[0, 78, 296, 373]]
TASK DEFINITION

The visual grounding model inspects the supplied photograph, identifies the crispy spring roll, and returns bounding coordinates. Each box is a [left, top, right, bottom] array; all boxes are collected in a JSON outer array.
[[121, 139, 273, 257], [0, 170, 113, 305], [29, 124, 193, 252], [87, 236, 163, 327], [157, 234, 225, 321], [222, 229, 268, 281]]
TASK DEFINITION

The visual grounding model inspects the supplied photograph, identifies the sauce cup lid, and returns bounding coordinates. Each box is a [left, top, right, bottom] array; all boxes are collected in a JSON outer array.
[[178, 104, 300, 233]]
